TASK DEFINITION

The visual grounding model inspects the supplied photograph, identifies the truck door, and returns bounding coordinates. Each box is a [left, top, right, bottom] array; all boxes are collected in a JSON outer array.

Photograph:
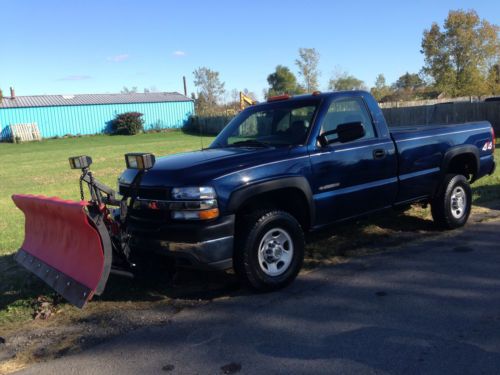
[[310, 96, 398, 226]]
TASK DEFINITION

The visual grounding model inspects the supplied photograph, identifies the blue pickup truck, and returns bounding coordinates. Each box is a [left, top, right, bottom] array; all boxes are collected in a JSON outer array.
[[117, 91, 496, 291], [12, 90, 497, 307]]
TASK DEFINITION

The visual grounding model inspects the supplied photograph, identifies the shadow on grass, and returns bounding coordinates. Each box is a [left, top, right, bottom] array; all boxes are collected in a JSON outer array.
[[306, 207, 437, 258], [473, 184, 500, 210], [0, 250, 244, 323], [0, 254, 55, 322]]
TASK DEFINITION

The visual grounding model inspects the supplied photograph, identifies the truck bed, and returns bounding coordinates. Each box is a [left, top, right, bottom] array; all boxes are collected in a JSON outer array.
[[389, 121, 494, 203]]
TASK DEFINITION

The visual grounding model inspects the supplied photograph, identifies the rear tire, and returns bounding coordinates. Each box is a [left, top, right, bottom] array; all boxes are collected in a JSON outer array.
[[431, 174, 472, 229], [234, 210, 305, 291]]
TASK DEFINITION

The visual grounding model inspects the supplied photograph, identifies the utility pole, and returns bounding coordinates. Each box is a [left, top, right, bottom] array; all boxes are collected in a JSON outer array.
[[183, 76, 187, 97]]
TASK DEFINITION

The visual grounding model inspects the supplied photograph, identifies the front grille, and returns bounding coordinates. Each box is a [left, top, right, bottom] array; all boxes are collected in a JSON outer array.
[[128, 209, 170, 222], [119, 185, 172, 229], [119, 185, 170, 200], [127, 207, 171, 233]]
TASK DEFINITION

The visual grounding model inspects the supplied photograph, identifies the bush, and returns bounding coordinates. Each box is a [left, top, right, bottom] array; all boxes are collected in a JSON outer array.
[[110, 112, 144, 135]]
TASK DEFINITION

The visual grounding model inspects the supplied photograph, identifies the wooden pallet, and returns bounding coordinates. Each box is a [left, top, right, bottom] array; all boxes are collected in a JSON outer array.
[[10, 123, 41, 142]]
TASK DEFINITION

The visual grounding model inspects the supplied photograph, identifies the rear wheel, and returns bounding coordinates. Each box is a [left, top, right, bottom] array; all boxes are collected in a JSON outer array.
[[431, 174, 472, 229], [234, 210, 304, 291]]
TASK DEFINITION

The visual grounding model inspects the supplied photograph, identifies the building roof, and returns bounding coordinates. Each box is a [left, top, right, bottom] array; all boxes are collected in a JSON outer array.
[[0, 92, 192, 109]]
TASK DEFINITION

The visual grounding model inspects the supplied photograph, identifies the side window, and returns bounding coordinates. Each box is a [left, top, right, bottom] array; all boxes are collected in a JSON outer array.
[[321, 97, 376, 140]]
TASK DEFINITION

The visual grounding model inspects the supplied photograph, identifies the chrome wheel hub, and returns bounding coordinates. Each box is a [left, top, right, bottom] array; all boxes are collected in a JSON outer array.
[[451, 186, 466, 219], [258, 228, 293, 277]]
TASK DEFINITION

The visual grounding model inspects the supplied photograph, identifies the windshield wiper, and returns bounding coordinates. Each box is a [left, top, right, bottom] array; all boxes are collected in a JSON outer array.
[[230, 139, 272, 148]]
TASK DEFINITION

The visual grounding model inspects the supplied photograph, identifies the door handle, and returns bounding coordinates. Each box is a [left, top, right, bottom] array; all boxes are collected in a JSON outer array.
[[373, 149, 386, 159]]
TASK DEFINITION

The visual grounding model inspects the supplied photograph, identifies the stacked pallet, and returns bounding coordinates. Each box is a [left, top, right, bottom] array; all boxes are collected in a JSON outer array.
[[10, 123, 41, 142]]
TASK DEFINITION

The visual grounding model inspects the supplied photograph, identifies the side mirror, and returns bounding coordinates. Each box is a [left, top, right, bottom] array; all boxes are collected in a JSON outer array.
[[318, 122, 366, 146]]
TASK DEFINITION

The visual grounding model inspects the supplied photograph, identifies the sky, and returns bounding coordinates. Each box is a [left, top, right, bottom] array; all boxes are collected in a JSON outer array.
[[1, 0, 499, 101]]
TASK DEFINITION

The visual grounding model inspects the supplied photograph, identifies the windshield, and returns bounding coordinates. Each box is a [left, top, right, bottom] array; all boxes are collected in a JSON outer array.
[[211, 100, 319, 148]]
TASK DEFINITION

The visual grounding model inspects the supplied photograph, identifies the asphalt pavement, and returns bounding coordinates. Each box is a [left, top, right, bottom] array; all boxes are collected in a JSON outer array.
[[19, 218, 500, 375]]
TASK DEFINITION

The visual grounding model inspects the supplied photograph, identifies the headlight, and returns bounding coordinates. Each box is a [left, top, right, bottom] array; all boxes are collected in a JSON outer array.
[[169, 199, 218, 210], [125, 153, 155, 170], [69, 155, 92, 169], [171, 186, 218, 220], [171, 187, 216, 200]]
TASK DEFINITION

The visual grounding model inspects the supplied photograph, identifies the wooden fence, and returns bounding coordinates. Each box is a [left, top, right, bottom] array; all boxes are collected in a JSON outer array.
[[184, 101, 500, 136], [184, 115, 234, 135], [382, 101, 500, 132]]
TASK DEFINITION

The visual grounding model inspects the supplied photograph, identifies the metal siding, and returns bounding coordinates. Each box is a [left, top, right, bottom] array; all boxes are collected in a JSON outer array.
[[0, 101, 194, 139]]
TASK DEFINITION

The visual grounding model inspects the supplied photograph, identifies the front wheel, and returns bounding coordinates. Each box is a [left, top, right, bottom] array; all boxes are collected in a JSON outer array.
[[234, 210, 305, 291], [431, 174, 472, 229]]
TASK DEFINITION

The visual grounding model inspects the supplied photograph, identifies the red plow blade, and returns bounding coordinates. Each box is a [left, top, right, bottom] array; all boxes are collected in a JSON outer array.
[[12, 194, 111, 308]]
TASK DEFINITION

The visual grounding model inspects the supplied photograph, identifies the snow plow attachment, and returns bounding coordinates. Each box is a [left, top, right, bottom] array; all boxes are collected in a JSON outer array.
[[12, 194, 112, 308]]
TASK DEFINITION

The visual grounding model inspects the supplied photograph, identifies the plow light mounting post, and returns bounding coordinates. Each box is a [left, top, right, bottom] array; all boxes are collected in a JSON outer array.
[[125, 153, 156, 170], [68, 155, 119, 206], [69, 155, 92, 170]]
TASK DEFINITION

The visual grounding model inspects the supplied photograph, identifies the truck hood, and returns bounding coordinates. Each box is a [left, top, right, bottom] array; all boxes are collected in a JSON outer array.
[[119, 147, 292, 187]]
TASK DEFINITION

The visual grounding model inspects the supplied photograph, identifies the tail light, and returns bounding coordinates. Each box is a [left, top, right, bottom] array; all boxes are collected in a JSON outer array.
[[492, 126, 496, 151]]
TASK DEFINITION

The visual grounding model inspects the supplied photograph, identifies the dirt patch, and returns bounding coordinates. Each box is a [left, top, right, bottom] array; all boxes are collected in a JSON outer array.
[[0, 298, 206, 374]]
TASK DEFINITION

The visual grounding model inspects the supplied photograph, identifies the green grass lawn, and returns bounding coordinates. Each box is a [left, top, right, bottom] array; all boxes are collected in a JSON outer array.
[[0, 131, 214, 255]]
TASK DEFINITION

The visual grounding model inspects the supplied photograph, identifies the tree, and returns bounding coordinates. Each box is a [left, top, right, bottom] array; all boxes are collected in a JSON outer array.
[[121, 86, 138, 94], [381, 72, 430, 102], [487, 63, 500, 94], [194, 92, 210, 115], [193, 67, 225, 109], [266, 65, 304, 97], [329, 72, 367, 91], [393, 72, 425, 91], [421, 10, 500, 97], [370, 73, 392, 101], [295, 47, 320, 92], [230, 88, 239, 103]]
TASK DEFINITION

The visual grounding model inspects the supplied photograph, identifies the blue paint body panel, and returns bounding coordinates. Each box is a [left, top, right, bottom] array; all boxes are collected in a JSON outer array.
[[117, 91, 495, 264], [0, 101, 194, 139]]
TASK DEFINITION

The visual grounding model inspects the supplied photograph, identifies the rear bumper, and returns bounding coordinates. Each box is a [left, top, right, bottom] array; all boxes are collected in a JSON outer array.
[[128, 214, 235, 270]]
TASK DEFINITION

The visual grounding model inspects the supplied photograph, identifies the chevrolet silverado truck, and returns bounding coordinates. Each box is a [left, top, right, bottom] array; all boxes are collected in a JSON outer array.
[[12, 91, 496, 307]]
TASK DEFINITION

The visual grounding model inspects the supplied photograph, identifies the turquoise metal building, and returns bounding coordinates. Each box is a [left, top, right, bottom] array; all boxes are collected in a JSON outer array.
[[0, 91, 194, 140]]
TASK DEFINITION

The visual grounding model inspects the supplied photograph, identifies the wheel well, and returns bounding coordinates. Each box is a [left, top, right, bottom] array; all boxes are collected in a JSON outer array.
[[446, 153, 478, 181], [235, 188, 311, 231]]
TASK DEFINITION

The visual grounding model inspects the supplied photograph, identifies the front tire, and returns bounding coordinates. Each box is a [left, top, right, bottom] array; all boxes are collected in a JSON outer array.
[[431, 174, 472, 229], [234, 210, 305, 291]]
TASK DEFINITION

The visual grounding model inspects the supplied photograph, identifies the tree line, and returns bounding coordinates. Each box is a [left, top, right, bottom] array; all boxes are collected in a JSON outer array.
[[192, 9, 500, 114]]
